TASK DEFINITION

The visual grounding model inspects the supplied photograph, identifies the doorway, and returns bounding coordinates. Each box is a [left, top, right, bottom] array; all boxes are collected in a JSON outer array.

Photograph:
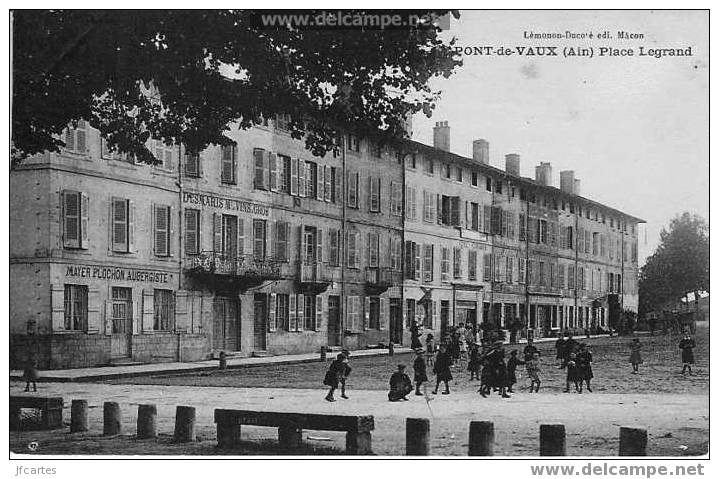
[[253, 293, 267, 350], [213, 296, 240, 351], [327, 295, 341, 347], [110, 287, 132, 358], [389, 298, 402, 344]]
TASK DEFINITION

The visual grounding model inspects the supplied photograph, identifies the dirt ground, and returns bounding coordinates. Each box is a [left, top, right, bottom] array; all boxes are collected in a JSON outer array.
[[108, 329, 709, 395], [10, 328, 709, 457]]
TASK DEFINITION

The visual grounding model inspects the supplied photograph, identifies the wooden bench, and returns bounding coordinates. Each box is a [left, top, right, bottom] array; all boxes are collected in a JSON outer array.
[[9, 396, 64, 431], [214, 409, 374, 455]]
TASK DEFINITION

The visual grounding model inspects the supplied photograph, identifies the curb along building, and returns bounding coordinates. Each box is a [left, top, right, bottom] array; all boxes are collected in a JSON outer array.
[[10, 118, 643, 370]]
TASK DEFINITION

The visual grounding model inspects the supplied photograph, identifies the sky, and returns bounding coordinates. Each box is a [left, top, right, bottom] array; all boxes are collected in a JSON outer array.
[[410, 10, 708, 266]]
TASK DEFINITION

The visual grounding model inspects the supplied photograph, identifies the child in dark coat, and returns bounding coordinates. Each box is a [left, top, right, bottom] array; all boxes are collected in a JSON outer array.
[[432, 344, 453, 395], [564, 352, 582, 393], [323, 353, 345, 402], [467, 343, 481, 380], [526, 352, 541, 392], [23, 359, 38, 392], [388, 365, 413, 401], [679, 335, 696, 375], [413, 349, 428, 395], [576, 343, 594, 392], [505, 350, 525, 393]]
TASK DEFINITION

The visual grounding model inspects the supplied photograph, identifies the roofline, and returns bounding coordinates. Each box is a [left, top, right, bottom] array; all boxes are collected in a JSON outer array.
[[403, 139, 646, 224]]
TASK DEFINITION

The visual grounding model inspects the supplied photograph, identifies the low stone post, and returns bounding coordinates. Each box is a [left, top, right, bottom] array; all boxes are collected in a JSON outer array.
[[103, 402, 121, 436], [540, 424, 566, 456], [619, 427, 648, 456], [174, 406, 196, 442], [468, 421, 494, 456], [406, 418, 430, 456], [70, 399, 88, 433], [137, 404, 157, 439]]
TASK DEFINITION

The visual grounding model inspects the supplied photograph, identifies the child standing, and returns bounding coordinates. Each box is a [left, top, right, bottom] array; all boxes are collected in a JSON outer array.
[[576, 343, 594, 392], [564, 352, 582, 393], [339, 352, 352, 399], [413, 349, 428, 395], [505, 350, 525, 393], [432, 343, 453, 395], [629, 338, 643, 374], [526, 352, 542, 392], [425, 334, 435, 369]]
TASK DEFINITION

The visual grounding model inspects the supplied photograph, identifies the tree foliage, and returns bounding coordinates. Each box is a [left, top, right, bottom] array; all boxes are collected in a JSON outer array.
[[12, 10, 462, 165], [639, 212, 709, 316]]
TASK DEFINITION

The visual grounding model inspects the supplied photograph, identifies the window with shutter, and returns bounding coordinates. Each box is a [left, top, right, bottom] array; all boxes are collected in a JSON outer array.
[[221, 143, 237, 184], [153, 289, 175, 331], [62, 190, 81, 248], [468, 250, 477, 280], [185, 209, 200, 255], [483, 253, 492, 281], [253, 219, 266, 259], [269, 152, 278, 191], [453, 247, 461, 279], [153, 205, 171, 257], [254, 148, 267, 190], [423, 244, 433, 282], [112, 198, 129, 252], [64, 284, 88, 331], [369, 177, 380, 212], [368, 233, 379, 267], [184, 150, 200, 177]]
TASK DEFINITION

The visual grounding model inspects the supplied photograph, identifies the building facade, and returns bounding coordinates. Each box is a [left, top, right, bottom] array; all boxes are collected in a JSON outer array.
[[10, 118, 642, 369]]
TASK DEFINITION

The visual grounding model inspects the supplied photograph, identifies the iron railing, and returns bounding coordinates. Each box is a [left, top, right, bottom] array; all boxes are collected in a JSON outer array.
[[186, 251, 281, 278]]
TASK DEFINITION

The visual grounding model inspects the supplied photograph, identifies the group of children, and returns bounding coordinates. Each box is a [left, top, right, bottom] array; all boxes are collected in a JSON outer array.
[[317, 328, 700, 403]]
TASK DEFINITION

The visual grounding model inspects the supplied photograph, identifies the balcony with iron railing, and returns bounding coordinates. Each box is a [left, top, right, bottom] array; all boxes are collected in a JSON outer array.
[[365, 266, 402, 295], [185, 251, 282, 289], [296, 261, 336, 294]]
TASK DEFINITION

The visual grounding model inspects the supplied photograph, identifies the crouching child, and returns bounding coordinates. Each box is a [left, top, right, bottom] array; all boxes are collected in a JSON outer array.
[[388, 365, 413, 402]]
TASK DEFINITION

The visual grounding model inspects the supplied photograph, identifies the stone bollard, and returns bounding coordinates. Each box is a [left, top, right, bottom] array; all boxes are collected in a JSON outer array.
[[218, 351, 227, 370], [103, 402, 121, 436], [619, 427, 648, 456], [174, 406, 196, 442], [70, 399, 88, 433], [468, 421, 494, 456], [137, 404, 158, 439], [540, 424, 566, 456], [388, 342, 395, 357], [320, 346, 327, 361], [406, 418, 430, 456]]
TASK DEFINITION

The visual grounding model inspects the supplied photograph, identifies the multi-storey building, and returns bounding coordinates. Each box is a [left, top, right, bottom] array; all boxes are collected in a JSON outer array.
[[10, 118, 642, 369], [402, 122, 643, 341]]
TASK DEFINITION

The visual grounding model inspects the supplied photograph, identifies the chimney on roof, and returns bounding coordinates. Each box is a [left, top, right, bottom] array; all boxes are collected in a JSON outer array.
[[535, 162, 552, 186], [560, 170, 575, 194], [473, 139, 489, 164], [433, 121, 450, 152], [574, 178, 581, 196], [505, 154, 520, 176]]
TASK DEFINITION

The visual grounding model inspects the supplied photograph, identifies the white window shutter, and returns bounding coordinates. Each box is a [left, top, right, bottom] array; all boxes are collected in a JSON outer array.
[[324, 165, 331, 202], [132, 300, 140, 335], [297, 294, 305, 331], [364, 296, 370, 330], [175, 291, 189, 332], [237, 218, 245, 257], [316, 229, 323, 263], [87, 286, 101, 333], [315, 295, 323, 331], [268, 151, 276, 191], [317, 164, 324, 200], [289, 294, 297, 331], [80, 192, 90, 249], [105, 300, 113, 335], [298, 160, 306, 197], [142, 290, 154, 333], [213, 213, 222, 253], [50, 284, 65, 332], [128, 200, 135, 253], [298, 225, 305, 265], [269, 293, 277, 332], [168, 206, 174, 256], [290, 158, 298, 196]]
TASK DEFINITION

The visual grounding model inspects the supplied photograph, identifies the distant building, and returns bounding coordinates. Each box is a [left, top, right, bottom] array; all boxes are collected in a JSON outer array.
[[10, 118, 643, 369]]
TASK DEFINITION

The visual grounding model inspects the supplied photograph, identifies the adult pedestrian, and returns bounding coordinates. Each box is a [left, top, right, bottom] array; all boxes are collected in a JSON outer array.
[[678, 334, 696, 375], [323, 353, 345, 402]]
